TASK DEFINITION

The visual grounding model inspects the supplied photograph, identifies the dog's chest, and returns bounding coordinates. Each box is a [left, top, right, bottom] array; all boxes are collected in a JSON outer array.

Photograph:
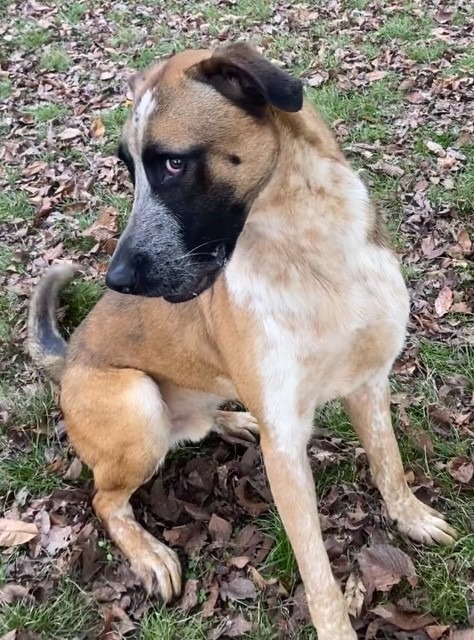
[[226, 237, 409, 412]]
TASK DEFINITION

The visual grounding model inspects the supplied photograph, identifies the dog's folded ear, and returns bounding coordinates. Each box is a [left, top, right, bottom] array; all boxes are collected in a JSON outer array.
[[188, 42, 303, 114]]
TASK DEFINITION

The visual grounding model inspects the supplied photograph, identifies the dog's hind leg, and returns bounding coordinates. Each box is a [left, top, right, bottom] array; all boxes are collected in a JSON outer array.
[[61, 368, 181, 601], [344, 375, 457, 545]]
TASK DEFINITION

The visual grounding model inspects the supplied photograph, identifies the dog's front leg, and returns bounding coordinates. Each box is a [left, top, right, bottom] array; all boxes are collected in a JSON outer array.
[[260, 423, 356, 640], [344, 376, 457, 545]]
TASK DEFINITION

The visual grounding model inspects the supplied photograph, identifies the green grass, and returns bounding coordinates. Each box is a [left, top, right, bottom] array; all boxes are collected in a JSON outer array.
[[15, 22, 51, 50], [23, 103, 69, 125], [0, 580, 99, 639], [60, 278, 105, 331], [139, 608, 209, 640], [60, 3, 88, 24], [0, 79, 12, 99], [0, 191, 34, 223], [376, 15, 432, 42], [40, 45, 72, 72]]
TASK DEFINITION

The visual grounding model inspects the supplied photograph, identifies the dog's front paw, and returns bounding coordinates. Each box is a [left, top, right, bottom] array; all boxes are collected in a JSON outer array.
[[392, 496, 457, 545], [213, 410, 259, 443], [130, 532, 182, 602]]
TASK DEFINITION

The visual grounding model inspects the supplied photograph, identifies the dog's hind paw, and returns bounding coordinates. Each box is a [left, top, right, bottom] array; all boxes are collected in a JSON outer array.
[[393, 497, 457, 546], [213, 410, 259, 443], [130, 532, 182, 602]]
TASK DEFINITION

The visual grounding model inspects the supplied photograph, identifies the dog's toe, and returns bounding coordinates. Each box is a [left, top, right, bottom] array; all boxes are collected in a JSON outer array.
[[214, 410, 259, 443], [131, 534, 182, 602], [394, 497, 457, 546]]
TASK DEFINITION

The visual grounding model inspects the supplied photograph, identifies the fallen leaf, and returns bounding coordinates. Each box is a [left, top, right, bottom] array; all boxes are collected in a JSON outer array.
[[457, 229, 472, 253], [58, 127, 82, 140], [208, 514, 232, 545], [425, 140, 446, 157], [344, 572, 366, 617], [371, 603, 434, 630], [91, 118, 105, 138], [357, 544, 417, 599], [434, 9, 453, 23], [406, 91, 426, 104], [84, 206, 118, 243], [0, 584, 34, 604], [447, 457, 473, 484], [452, 631, 474, 640], [64, 457, 82, 480], [366, 70, 387, 82], [220, 576, 257, 602], [434, 286, 453, 317], [225, 614, 253, 637], [0, 519, 38, 547], [178, 579, 199, 612], [425, 625, 450, 639], [228, 556, 251, 569], [202, 580, 219, 618]]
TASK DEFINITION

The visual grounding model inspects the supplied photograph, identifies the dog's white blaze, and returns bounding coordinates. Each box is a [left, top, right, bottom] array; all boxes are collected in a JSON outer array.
[[134, 88, 156, 147]]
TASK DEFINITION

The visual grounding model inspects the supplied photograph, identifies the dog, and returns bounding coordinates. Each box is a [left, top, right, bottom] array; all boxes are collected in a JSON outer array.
[[28, 43, 456, 639]]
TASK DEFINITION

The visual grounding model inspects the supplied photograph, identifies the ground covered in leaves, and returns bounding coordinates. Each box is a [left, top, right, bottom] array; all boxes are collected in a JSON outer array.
[[0, 0, 473, 638]]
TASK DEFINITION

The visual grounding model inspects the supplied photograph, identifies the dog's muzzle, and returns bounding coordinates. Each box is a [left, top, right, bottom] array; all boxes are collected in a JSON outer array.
[[106, 243, 227, 302]]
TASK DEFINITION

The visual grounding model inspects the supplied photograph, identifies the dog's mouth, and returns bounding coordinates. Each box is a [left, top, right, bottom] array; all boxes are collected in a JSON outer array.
[[163, 244, 227, 304]]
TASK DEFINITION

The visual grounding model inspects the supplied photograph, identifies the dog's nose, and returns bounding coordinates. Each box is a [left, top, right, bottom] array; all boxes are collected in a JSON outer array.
[[106, 260, 137, 294]]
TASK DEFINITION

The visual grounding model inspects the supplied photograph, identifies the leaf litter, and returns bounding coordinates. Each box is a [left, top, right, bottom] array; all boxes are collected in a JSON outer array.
[[0, 0, 473, 638]]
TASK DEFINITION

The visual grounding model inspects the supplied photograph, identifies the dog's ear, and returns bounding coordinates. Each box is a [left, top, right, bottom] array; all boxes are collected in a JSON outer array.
[[188, 42, 303, 113]]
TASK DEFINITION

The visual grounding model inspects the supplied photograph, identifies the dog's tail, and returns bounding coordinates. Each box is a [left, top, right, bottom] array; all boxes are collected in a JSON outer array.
[[27, 263, 80, 384]]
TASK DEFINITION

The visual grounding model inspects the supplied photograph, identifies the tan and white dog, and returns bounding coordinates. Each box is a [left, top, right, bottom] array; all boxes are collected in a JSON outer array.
[[28, 43, 456, 639]]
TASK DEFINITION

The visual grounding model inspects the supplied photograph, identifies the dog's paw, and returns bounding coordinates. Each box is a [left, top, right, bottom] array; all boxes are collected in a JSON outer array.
[[393, 497, 457, 546], [130, 533, 182, 602], [213, 410, 259, 443], [214, 410, 259, 443]]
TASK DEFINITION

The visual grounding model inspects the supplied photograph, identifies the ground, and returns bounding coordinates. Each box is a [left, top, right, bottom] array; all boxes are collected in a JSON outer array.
[[0, 0, 473, 638]]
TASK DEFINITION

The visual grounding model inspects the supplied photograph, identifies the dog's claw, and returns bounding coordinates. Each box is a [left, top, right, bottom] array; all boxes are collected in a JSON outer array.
[[392, 497, 457, 546], [213, 410, 259, 443], [130, 534, 182, 602]]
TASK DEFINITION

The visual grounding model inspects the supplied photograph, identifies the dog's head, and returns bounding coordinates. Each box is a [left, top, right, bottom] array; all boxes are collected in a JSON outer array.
[[106, 43, 303, 302]]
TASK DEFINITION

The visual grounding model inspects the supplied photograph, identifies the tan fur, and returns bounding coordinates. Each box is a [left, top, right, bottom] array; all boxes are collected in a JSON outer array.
[[29, 46, 456, 640]]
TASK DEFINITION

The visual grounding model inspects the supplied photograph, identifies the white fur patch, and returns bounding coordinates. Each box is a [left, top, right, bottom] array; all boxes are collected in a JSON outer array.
[[134, 88, 156, 147], [225, 152, 409, 454]]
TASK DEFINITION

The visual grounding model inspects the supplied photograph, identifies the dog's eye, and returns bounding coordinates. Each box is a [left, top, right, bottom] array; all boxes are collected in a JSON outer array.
[[164, 158, 185, 176]]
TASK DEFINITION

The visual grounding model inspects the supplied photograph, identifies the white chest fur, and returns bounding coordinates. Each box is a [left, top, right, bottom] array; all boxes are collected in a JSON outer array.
[[225, 160, 409, 445]]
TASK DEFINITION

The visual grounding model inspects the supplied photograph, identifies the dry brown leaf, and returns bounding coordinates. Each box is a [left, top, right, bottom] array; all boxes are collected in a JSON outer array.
[[91, 118, 105, 138], [344, 572, 366, 617], [220, 576, 257, 602], [447, 457, 473, 484], [451, 630, 474, 640], [208, 514, 232, 545], [426, 140, 446, 157], [225, 614, 253, 637], [58, 127, 82, 140], [406, 91, 426, 104], [84, 206, 118, 243], [434, 286, 453, 317], [457, 229, 472, 253], [425, 624, 450, 639], [357, 544, 417, 599], [366, 70, 387, 82], [178, 579, 199, 612], [0, 519, 38, 547], [64, 457, 82, 481], [0, 584, 34, 604], [371, 603, 434, 630]]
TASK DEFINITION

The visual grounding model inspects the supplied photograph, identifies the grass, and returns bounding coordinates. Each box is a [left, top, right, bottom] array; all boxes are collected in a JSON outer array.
[[39, 45, 72, 73], [0, 580, 99, 639], [0, 191, 35, 223]]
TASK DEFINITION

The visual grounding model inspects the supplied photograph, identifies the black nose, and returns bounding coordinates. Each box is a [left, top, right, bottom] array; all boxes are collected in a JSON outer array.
[[105, 260, 137, 294]]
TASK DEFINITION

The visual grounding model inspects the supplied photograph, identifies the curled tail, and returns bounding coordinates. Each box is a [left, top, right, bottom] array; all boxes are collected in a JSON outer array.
[[27, 263, 80, 384]]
